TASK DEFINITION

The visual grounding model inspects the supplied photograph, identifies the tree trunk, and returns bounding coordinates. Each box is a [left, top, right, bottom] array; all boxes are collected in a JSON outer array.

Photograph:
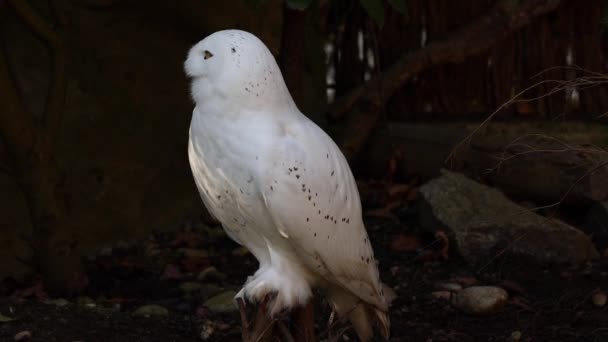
[[0, 0, 83, 293]]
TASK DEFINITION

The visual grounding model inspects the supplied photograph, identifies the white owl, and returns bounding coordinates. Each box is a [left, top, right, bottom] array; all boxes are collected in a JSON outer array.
[[185, 29, 391, 341]]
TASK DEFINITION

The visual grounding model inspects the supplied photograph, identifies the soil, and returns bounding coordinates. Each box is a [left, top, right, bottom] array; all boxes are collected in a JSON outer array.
[[1, 215, 607, 342]]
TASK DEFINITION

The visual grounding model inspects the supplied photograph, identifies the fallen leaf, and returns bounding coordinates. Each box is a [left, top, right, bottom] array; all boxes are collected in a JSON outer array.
[[390, 234, 421, 252], [13, 280, 47, 301], [364, 208, 399, 223], [449, 276, 477, 287], [406, 189, 418, 202], [413, 249, 442, 263], [161, 264, 184, 280], [509, 296, 533, 311], [387, 184, 410, 196], [385, 149, 403, 181], [431, 291, 452, 300], [181, 257, 211, 274], [171, 231, 204, 248], [435, 230, 450, 260], [592, 290, 607, 307], [14, 330, 31, 341]]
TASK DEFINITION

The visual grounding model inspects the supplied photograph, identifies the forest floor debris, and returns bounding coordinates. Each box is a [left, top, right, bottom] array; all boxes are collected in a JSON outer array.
[[1, 178, 607, 341]]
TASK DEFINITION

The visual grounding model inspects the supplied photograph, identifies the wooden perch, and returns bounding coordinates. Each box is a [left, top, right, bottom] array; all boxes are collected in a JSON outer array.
[[332, 0, 566, 161]]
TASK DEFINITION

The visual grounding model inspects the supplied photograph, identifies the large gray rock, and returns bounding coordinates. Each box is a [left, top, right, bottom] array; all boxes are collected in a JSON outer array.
[[419, 170, 598, 266]]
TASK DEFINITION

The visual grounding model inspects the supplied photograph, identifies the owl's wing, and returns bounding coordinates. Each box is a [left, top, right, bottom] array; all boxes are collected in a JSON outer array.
[[259, 119, 387, 310]]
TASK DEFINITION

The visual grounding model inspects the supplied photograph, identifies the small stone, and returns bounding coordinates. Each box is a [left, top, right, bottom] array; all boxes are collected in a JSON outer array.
[[0, 313, 15, 322], [198, 283, 223, 300], [436, 282, 462, 292], [510, 330, 522, 341], [44, 298, 70, 307], [76, 296, 95, 307], [203, 290, 238, 313], [198, 266, 227, 282], [451, 286, 508, 315], [200, 320, 215, 340], [179, 282, 202, 295], [132, 304, 169, 318], [431, 291, 452, 300], [592, 291, 607, 307], [14, 331, 31, 341]]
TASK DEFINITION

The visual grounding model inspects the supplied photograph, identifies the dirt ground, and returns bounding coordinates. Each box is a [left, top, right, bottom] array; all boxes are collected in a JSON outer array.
[[0, 215, 607, 342]]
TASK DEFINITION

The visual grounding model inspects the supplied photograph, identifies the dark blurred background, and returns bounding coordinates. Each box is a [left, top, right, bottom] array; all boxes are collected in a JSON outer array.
[[1, 0, 607, 292]]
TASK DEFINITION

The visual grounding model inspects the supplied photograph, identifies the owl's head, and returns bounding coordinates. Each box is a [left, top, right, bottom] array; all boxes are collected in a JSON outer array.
[[184, 30, 295, 112]]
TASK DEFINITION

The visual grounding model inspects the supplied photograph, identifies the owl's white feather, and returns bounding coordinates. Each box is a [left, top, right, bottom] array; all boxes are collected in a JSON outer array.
[[185, 30, 391, 340]]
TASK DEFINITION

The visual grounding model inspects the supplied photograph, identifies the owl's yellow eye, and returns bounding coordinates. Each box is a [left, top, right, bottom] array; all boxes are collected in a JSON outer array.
[[204, 50, 213, 60]]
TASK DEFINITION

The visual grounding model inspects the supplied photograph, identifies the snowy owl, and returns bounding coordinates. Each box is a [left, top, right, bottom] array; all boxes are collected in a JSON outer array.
[[185, 30, 391, 340]]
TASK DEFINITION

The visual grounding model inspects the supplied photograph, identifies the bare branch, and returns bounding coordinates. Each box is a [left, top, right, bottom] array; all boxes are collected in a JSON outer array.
[[330, 0, 566, 119], [7, 0, 62, 47], [336, 0, 567, 161]]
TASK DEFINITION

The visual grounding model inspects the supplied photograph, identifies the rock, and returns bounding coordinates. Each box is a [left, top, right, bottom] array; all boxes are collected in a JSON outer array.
[[592, 291, 607, 307], [418, 170, 598, 266], [179, 282, 202, 295], [14, 331, 31, 341], [197, 266, 227, 282], [44, 298, 70, 307], [435, 282, 462, 292], [76, 297, 96, 308], [431, 291, 452, 300], [451, 286, 508, 315], [132, 304, 170, 318], [0, 313, 15, 322], [198, 283, 223, 300], [203, 290, 238, 313]]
